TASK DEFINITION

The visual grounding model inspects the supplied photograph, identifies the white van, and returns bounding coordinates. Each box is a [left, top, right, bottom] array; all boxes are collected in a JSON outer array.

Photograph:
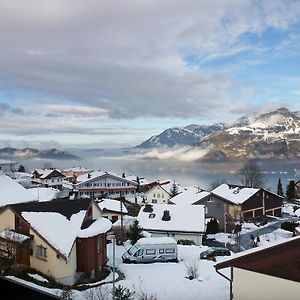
[[122, 237, 178, 263]]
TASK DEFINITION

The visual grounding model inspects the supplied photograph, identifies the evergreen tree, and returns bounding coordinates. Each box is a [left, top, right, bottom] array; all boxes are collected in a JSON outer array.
[[277, 177, 284, 196], [170, 181, 179, 198], [17, 164, 26, 172], [286, 180, 295, 200], [128, 220, 143, 245]]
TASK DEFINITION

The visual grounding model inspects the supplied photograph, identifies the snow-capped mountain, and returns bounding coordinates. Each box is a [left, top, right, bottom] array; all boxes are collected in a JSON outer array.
[[136, 123, 226, 148], [198, 107, 300, 161]]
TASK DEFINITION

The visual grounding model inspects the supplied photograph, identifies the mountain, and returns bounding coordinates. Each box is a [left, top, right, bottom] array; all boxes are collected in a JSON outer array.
[[136, 123, 226, 148], [0, 147, 81, 160], [197, 107, 300, 161]]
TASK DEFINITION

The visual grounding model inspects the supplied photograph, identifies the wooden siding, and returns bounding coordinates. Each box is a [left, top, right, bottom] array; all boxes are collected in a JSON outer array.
[[76, 234, 107, 273]]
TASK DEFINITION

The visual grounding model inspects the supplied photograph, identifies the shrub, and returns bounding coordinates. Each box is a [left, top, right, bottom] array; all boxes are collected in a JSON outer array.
[[177, 239, 195, 245], [281, 221, 299, 233], [206, 218, 219, 234], [185, 259, 199, 280], [113, 285, 134, 300]]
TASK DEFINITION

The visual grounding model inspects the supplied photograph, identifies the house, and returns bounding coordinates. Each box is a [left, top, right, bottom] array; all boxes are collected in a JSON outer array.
[[32, 169, 65, 190], [0, 199, 112, 285], [214, 236, 300, 300], [169, 186, 210, 205], [143, 180, 183, 204], [75, 171, 137, 199], [97, 198, 128, 223], [137, 203, 205, 245], [197, 183, 283, 232]]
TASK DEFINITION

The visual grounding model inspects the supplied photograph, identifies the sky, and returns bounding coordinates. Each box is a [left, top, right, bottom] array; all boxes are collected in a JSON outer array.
[[1, 0, 300, 149]]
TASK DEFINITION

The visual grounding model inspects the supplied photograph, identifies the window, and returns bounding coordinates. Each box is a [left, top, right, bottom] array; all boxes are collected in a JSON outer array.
[[97, 236, 103, 253], [162, 194, 164, 198], [36, 245, 47, 260], [152, 199, 157, 204], [159, 249, 164, 254], [153, 193, 156, 197], [157, 193, 160, 198], [165, 248, 175, 254], [146, 249, 156, 255], [134, 249, 144, 257]]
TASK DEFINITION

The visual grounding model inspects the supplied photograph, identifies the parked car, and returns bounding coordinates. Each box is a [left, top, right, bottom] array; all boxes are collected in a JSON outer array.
[[122, 237, 178, 263], [200, 247, 231, 260]]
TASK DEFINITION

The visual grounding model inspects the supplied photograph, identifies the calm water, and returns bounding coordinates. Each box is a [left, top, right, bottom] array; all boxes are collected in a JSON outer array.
[[19, 152, 300, 194]]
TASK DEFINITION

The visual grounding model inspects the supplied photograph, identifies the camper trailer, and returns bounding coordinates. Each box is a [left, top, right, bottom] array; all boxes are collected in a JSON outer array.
[[122, 237, 178, 263]]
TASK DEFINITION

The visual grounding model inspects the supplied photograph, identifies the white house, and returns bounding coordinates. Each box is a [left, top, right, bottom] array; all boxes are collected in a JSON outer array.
[[143, 180, 184, 204], [75, 171, 137, 199], [32, 169, 65, 190], [137, 204, 205, 245], [214, 236, 300, 300]]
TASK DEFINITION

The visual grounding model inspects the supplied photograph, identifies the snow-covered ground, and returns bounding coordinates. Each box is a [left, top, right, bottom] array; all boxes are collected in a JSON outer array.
[[5, 228, 295, 300]]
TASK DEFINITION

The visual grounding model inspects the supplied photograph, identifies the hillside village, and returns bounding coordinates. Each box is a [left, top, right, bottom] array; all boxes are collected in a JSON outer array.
[[1, 159, 300, 299]]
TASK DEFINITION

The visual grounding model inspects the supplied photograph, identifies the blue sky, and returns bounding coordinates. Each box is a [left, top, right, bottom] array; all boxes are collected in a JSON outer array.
[[0, 0, 300, 149]]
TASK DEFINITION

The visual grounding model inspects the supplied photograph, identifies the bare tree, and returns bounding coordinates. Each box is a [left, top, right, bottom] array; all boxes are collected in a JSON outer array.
[[238, 160, 264, 188]]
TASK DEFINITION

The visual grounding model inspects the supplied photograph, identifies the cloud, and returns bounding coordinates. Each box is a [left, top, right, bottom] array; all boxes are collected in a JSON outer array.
[[0, 0, 300, 147], [1, 0, 300, 122]]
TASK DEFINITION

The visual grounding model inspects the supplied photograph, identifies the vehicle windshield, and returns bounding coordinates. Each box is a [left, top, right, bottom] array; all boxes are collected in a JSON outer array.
[[206, 248, 215, 254], [127, 245, 139, 255]]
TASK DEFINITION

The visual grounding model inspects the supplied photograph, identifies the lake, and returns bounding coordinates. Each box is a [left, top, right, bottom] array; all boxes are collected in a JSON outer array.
[[19, 152, 300, 194]]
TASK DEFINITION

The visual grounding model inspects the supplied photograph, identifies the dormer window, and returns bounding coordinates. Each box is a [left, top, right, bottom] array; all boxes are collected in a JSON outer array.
[[149, 213, 156, 219]]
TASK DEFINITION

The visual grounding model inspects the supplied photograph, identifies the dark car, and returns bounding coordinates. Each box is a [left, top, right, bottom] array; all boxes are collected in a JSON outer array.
[[200, 247, 231, 260]]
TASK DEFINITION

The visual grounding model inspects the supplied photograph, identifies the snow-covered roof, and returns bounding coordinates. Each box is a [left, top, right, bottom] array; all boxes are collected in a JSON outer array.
[[136, 237, 176, 246], [211, 183, 259, 204], [98, 198, 128, 214], [0, 230, 30, 243], [170, 187, 210, 205], [137, 204, 205, 233], [22, 210, 111, 258], [76, 170, 137, 185], [0, 174, 37, 206], [26, 187, 59, 202], [33, 169, 63, 179]]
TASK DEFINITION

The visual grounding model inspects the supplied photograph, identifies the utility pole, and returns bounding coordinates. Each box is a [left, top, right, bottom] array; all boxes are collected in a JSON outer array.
[[120, 197, 124, 244]]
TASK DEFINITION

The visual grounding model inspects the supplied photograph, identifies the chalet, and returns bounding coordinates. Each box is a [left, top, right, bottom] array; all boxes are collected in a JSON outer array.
[[197, 183, 283, 232], [137, 204, 205, 245], [97, 198, 128, 223], [32, 169, 65, 190], [214, 236, 300, 300], [143, 180, 183, 204], [75, 171, 137, 199], [0, 199, 112, 285]]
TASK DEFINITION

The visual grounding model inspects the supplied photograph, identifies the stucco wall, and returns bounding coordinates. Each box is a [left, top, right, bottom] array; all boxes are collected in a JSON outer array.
[[233, 268, 300, 300], [0, 208, 15, 231], [29, 229, 78, 285], [149, 231, 203, 245]]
